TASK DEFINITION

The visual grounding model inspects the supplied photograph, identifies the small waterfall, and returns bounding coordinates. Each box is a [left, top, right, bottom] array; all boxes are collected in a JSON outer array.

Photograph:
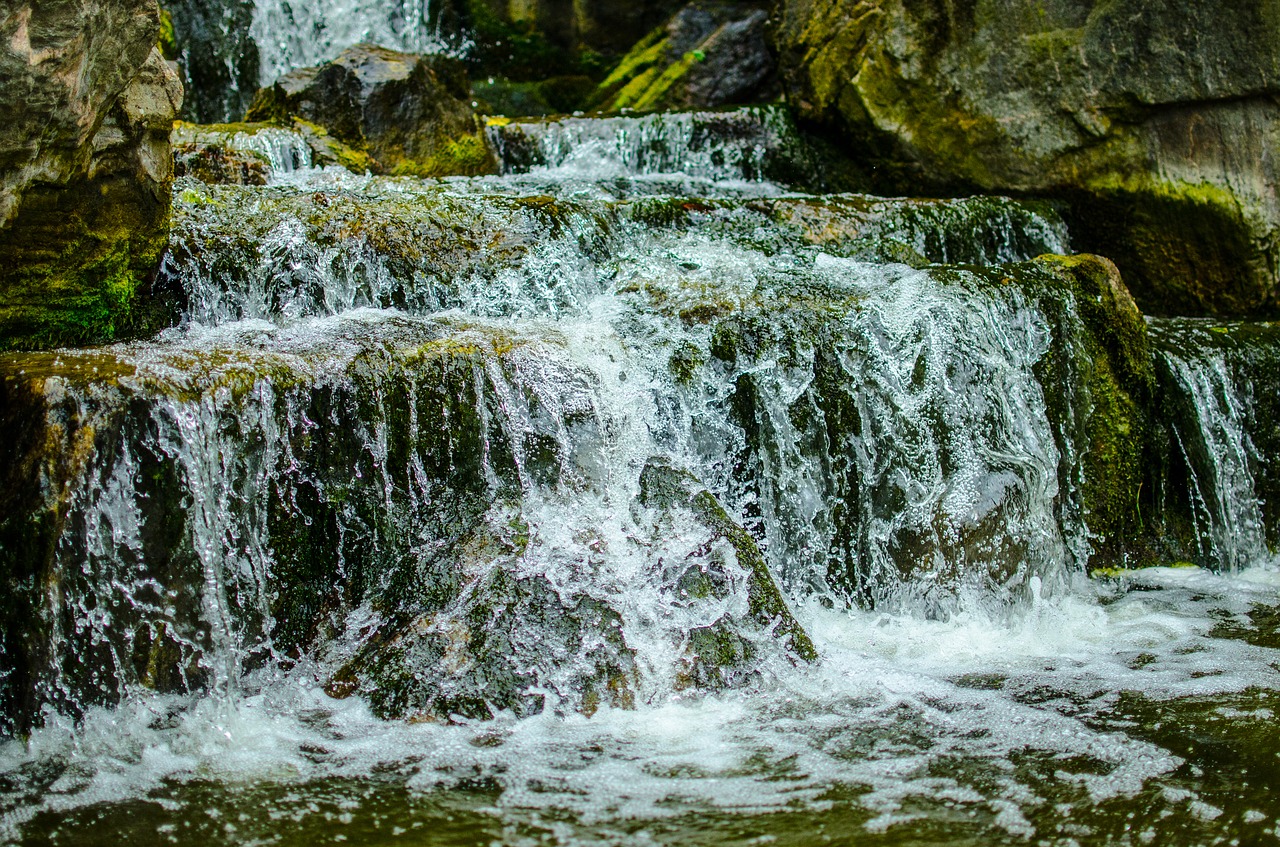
[[249, 0, 456, 86], [487, 107, 809, 184], [1150, 319, 1279, 569], [5, 109, 1280, 846]]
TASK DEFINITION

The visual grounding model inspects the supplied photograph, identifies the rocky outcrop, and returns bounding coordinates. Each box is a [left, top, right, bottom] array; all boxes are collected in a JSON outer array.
[[0, 1, 184, 351], [591, 0, 779, 112], [246, 44, 495, 177], [772, 0, 1280, 317]]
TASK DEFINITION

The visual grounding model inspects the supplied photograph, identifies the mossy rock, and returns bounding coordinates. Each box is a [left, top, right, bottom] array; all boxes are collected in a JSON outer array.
[[771, 0, 1280, 317], [590, 0, 777, 112], [1, 33, 182, 351], [638, 458, 817, 662], [244, 44, 496, 178]]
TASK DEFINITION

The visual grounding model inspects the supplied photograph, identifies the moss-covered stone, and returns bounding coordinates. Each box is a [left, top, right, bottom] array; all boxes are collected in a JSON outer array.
[[771, 0, 1280, 317], [590, 0, 777, 112], [1023, 255, 1155, 568], [244, 45, 496, 178], [638, 459, 817, 662]]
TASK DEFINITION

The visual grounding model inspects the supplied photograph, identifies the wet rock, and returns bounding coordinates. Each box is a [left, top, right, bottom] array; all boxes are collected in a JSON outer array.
[[246, 44, 495, 177], [638, 252, 1155, 609], [591, 0, 778, 112], [0, 313, 818, 731], [173, 125, 270, 186], [1147, 319, 1280, 569], [0, 3, 184, 350], [772, 0, 1280, 317], [637, 459, 817, 664]]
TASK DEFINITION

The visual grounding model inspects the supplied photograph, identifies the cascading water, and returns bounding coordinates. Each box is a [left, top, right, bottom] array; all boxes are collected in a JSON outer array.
[[2, 110, 1279, 846], [249, 0, 457, 87]]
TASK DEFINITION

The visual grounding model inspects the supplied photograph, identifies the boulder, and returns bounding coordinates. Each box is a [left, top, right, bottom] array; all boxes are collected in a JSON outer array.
[[591, 0, 779, 112], [246, 44, 495, 177], [771, 0, 1280, 317], [0, 1, 184, 351]]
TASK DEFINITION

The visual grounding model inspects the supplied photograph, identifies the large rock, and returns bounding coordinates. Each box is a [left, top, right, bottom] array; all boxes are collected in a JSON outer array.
[[590, 0, 779, 112], [246, 44, 495, 177], [0, 316, 816, 732], [772, 0, 1280, 317], [0, 2, 183, 351]]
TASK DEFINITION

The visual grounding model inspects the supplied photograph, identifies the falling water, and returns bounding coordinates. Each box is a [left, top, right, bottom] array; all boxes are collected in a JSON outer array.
[[249, 0, 457, 86]]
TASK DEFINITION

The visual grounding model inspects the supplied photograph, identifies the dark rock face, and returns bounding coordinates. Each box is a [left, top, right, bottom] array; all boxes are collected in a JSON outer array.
[[246, 44, 495, 176], [591, 0, 778, 112], [459, 0, 687, 78], [771, 0, 1280, 317], [0, 1, 184, 351]]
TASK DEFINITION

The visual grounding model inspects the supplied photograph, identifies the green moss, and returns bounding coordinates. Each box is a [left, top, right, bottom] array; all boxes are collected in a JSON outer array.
[[0, 242, 162, 352], [1020, 255, 1155, 567], [157, 8, 179, 61], [392, 134, 497, 178], [289, 119, 376, 174]]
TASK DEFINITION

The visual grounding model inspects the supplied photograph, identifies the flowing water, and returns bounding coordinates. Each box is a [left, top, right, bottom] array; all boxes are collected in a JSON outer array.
[[2, 110, 1279, 846], [249, 0, 458, 87]]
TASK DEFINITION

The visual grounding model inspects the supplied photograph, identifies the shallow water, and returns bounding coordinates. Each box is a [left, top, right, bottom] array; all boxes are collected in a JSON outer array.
[[6, 566, 1280, 845]]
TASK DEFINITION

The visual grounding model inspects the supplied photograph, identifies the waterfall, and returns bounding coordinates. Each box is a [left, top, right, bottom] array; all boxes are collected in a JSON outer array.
[[3, 107, 1280, 845], [1150, 319, 1279, 569], [249, 0, 455, 86]]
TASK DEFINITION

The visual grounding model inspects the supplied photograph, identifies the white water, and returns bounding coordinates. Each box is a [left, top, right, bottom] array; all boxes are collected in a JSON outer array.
[[1156, 341, 1269, 570], [249, 0, 460, 87], [5, 566, 1280, 843]]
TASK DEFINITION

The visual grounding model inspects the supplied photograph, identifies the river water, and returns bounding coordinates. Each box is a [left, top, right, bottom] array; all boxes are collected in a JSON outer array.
[[1, 109, 1278, 846]]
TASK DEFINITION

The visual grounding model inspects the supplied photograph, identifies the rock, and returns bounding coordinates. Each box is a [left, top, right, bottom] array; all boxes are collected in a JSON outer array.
[[1147, 319, 1280, 567], [246, 44, 494, 177], [457, 0, 687, 81], [0, 311, 818, 731], [591, 0, 779, 112], [0, 2, 184, 351], [170, 121, 377, 184], [636, 459, 817, 664], [772, 0, 1280, 317], [172, 124, 271, 186]]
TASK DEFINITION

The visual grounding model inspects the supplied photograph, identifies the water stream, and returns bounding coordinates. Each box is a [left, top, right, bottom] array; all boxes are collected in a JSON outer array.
[[2, 110, 1278, 846]]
